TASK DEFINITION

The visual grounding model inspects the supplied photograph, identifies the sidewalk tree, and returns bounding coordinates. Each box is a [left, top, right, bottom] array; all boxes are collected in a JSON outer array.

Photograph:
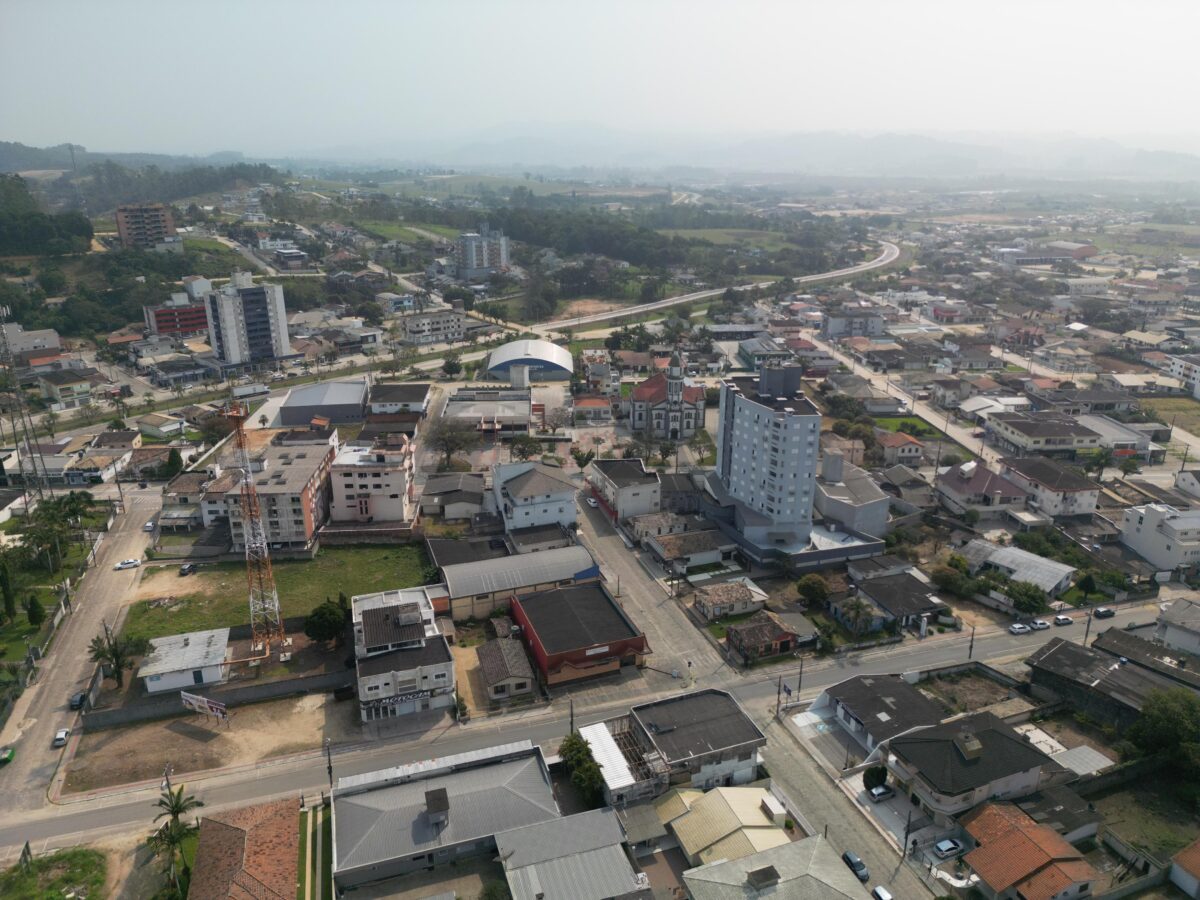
[[425, 418, 481, 470], [570, 448, 596, 471], [304, 600, 345, 644], [509, 434, 543, 461], [441, 353, 462, 377], [0, 563, 14, 622], [545, 406, 570, 434]]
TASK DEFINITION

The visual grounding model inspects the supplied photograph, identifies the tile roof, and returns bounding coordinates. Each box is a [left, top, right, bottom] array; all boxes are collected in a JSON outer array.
[[476, 639, 534, 686], [876, 430, 923, 447], [936, 462, 1028, 500], [726, 610, 797, 647], [962, 803, 1097, 900], [1001, 456, 1097, 492], [667, 787, 788, 865], [1175, 836, 1200, 880], [682, 836, 865, 900], [630, 372, 705, 405], [189, 798, 299, 900], [360, 604, 425, 648]]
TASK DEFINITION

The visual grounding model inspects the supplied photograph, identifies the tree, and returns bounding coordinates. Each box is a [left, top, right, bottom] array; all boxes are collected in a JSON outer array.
[[941, 452, 963, 467], [570, 448, 596, 471], [441, 353, 462, 377], [1119, 457, 1141, 479], [1006, 580, 1048, 614], [154, 784, 205, 826], [509, 434, 543, 461], [544, 407, 570, 434], [258, 414, 268, 428], [0, 563, 14, 623], [559, 731, 604, 808], [863, 765, 889, 790], [1089, 447, 1114, 481], [88, 633, 149, 688], [840, 596, 876, 636], [796, 574, 829, 606], [1128, 688, 1200, 759], [23, 594, 44, 628], [147, 817, 196, 899], [44, 407, 59, 437], [963, 509, 980, 527], [658, 442, 675, 466], [479, 882, 512, 900], [304, 600, 345, 644], [1076, 572, 1097, 601], [424, 418, 481, 469]]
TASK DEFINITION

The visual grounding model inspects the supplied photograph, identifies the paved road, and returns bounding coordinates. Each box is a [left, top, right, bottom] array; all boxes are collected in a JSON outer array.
[[532, 241, 900, 334], [0, 487, 162, 811]]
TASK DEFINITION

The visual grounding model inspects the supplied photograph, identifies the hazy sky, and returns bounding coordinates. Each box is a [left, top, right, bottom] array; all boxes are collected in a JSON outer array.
[[4, 0, 1199, 158]]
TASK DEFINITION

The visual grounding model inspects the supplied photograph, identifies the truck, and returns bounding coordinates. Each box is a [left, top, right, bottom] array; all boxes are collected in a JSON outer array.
[[231, 382, 269, 400]]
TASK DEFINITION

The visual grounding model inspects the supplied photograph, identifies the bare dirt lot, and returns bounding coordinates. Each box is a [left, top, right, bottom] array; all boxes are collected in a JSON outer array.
[[64, 693, 359, 794], [551, 298, 630, 321], [1039, 712, 1120, 758], [923, 671, 1014, 715]]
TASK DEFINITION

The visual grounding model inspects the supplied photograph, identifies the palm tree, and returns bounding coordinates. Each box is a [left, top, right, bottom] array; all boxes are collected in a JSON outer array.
[[1091, 447, 1114, 481], [840, 596, 876, 636], [155, 784, 204, 826], [88, 634, 148, 688], [147, 817, 198, 897]]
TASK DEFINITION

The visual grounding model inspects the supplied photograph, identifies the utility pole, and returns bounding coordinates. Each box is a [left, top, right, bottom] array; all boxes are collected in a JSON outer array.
[[968, 624, 976, 660], [324, 737, 333, 789], [569, 698, 575, 734], [161, 763, 173, 794], [775, 675, 782, 718], [797, 656, 804, 696], [902, 808, 914, 858], [1083, 610, 1094, 647]]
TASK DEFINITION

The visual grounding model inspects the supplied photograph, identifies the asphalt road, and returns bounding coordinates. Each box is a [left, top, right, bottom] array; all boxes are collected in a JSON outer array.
[[0, 485, 162, 812]]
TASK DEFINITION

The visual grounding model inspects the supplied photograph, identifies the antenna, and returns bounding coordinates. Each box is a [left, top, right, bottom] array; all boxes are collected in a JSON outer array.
[[225, 401, 284, 650], [0, 307, 51, 502]]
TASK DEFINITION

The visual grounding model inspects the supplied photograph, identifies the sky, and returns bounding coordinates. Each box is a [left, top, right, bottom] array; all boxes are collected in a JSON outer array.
[[5, 0, 1200, 159]]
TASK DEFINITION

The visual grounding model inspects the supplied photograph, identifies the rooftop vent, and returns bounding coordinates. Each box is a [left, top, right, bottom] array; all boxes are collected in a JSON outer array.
[[954, 729, 983, 761], [746, 865, 780, 890], [425, 788, 449, 827]]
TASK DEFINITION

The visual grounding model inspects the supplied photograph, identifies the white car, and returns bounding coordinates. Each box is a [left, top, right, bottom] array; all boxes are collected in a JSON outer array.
[[143, 520, 156, 532], [114, 558, 141, 571], [1008, 623, 1032, 635], [933, 838, 963, 859], [52, 728, 70, 748], [1054, 614, 1074, 626], [585, 497, 599, 508], [1030, 619, 1050, 631]]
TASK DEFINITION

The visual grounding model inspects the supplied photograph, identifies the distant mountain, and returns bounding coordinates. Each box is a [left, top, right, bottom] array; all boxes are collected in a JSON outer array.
[[0, 141, 245, 174]]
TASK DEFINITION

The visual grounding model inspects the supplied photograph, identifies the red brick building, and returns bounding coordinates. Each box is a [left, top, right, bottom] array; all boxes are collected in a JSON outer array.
[[115, 203, 177, 249], [144, 298, 210, 336], [510, 583, 648, 685]]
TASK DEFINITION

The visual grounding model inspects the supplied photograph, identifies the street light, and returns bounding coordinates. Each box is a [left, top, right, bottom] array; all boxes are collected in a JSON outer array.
[[325, 738, 333, 789]]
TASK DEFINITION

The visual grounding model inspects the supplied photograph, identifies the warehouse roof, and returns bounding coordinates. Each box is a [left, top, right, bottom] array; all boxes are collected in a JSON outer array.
[[283, 379, 367, 407], [367, 382, 431, 404], [139, 628, 230, 678], [632, 689, 764, 764], [486, 339, 573, 373], [441, 545, 595, 598], [516, 584, 642, 655]]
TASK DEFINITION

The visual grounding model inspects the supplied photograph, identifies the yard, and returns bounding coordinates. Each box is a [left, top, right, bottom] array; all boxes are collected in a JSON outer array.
[[0, 540, 92, 662], [122, 544, 430, 642], [871, 416, 943, 437], [1145, 396, 1200, 437], [0, 848, 108, 900], [298, 806, 332, 900], [1091, 775, 1200, 860], [704, 610, 758, 641], [921, 671, 1014, 716]]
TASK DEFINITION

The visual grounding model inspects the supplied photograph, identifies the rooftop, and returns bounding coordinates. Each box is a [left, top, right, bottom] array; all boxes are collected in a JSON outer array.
[[441, 545, 595, 598], [962, 803, 1097, 900], [1091, 627, 1200, 691], [189, 798, 299, 900], [825, 674, 945, 742], [591, 458, 660, 488], [139, 627, 230, 678], [817, 461, 889, 506], [499, 464, 576, 499], [682, 835, 866, 900], [1001, 456, 1098, 493], [631, 689, 765, 764], [961, 539, 1076, 593], [476, 639, 534, 686], [355, 636, 452, 677], [283, 379, 367, 407], [425, 535, 508, 569], [515, 583, 641, 654], [1015, 785, 1103, 840], [508, 522, 569, 549], [989, 410, 1100, 439], [368, 382, 430, 404], [937, 461, 1028, 500], [1160, 597, 1200, 633], [360, 604, 426, 649], [889, 712, 1058, 796], [857, 572, 942, 619], [1026, 637, 1178, 714], [666, 786, 789, 865], [726, 376, 820, 415]]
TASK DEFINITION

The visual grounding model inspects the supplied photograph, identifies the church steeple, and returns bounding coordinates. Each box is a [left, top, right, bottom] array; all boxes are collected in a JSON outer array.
[[667, 352, 683, 405]]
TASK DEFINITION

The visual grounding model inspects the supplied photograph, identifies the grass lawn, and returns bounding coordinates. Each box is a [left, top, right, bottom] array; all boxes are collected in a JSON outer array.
[[122, 544, 431, 642], [1092, 775, 1200, 859], [0, 848, 107, 900], [657, 228, 792, 253], [872, 416, 943, 438], [183, 237, 230, 253], [807, 609, 856, 649], [706, 611, 758, 641], [296, 808, 310, 900], [1145, 396, 1200, 436], [320, 809, 332, 900]]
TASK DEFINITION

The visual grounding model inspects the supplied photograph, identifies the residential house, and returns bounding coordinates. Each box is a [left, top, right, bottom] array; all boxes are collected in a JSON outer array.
[[1172, 837, 1200, 899], [1092, 627, 1200, 693], [492, 462, 577, 531], [961, 539, 1076, 596], [876, 429, 924, 466], [366, 382, 431, 415], [820, 307, 885, 340], [820, 432, 866, 467], [683, 836, 866, 900], [189, 799, 299, 900], [135, 412, 187, 440], [884, 712, 1068, 826], [419, 472, 487, 520], [1031, 388, 1138, 417], [823, 373, 906, 415], [1157, 598, 1200, 656], [572, 395, 613, 422], [875, 464, 938, 513], [330, 441, 414, 524], [987, 411, 1102, 459], [936, 461, 1029, 520], [814, 674, 944, 753], [691, 578, 768, 622], [726, 610, 815, 664], [475, 638, 535, 703], [1120, 504, 1200, 572], [645, 524, 738, 573], [38, 370, 93, 410], [138, 628, 230, 693], [657, 786, 789, 866], [846, 572, 944, 631], [961, 803, 1098, 900], [1000, 456, 1098, 519], [587, 458, 660, 520]]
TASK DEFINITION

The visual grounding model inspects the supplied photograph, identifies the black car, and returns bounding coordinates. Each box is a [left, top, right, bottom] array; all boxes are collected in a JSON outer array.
[[842, 851, 869, 882], [1094, 607, 1116, 619], [138, 481, 148, 489], [69, 691, 86, 710], [179, 563, 197, 576]]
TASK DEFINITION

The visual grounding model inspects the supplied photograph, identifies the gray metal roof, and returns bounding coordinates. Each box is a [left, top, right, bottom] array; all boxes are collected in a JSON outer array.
[[441, 545, 595, 598], [139, 628, 230, 678], [683, 836, 865, 899], [496, 808, 642, 900], [283, 379, 367, 407], [332, 744, 558, 875]]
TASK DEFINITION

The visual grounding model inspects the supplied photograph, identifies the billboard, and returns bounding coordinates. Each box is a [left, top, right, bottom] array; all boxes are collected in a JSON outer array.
[[180, 691, 228, 719]]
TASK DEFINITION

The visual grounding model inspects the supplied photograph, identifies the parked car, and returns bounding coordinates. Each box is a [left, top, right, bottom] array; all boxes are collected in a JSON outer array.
[[51, 728, 70, 748], [143, 520, 156, 532], [138, 481, 148, 489], [841, 851, 869, 882], [1054, 614, 1074, 626], [0, 746, 14, 765], [1094, 607, 1116, 619], [872, 888, 894, 900], [1030, 619, 1050, 631], [585, 497, 599, 508], [933, 838, 963, 859], [1008, 623, 1031, 635], [69, 691, 86, 710], [114, 558, 141, 571], [179, 563, 197, 576], [867, 785, 894, 803]]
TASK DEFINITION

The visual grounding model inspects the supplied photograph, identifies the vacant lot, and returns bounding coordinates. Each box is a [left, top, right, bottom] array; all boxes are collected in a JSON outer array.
[[657, 228, 792, 252], [1092, 775, 1200, 860], [64, 693, 359, 793], [872, 416, 944, 437], [923, 672, 1013, 715], [123, 544, 429, 641], [1145, 396, 1200, 437], [0, 848, 107, 900]]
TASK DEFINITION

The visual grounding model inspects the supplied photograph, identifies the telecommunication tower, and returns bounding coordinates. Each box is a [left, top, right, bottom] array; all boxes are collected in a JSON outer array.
[[225, 401, 284, 649]]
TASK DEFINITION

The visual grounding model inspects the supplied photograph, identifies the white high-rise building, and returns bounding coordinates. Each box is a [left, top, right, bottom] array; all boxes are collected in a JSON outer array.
[[202, 271, 292, 366], [714, 365, 822, 554], [455, 224, 509, 281]]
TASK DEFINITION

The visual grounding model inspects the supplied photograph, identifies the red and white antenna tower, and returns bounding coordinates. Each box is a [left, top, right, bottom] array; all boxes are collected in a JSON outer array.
[[226, 402, 284, 650]]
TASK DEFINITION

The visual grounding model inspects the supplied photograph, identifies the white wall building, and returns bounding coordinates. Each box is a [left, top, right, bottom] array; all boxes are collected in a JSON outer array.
[[493, 462, 577, 531], [714, 365, 821, 553], [203, 271, 292, 366], [1000, 456, 1099, 519], [138, 628, 230, 694], [587, 458, 661, 520], [330, 442, 414, 524], [397, 308, 464, 345], [813, 452, 890, 538], [455, 225, 510, 281], [1156, 598, 1200, 657], [1120, 503, 1200, 571]]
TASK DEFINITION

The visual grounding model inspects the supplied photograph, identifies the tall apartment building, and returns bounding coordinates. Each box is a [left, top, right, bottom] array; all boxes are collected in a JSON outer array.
[[203, 271, 292, 366], [115, 203, 177, 249], [714, 364, 822, 554], [330, 442, 414, 524], [397, 307, 464, 345], [455, 224, 509, 281], [144, 293, 210, 336], [226, 434, 335, 552]]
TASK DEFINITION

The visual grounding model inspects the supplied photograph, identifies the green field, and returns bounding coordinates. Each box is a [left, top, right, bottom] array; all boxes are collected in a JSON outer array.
[[871, 416, 941, 436], [1092, 775, 1200, 859], [121, 544, 430, 642], [1145, 396, 1200, 436], [0, 541, 91, 662], [383, 173, 583, 200], [657, 228, 792, 252], [0, 848, 107, 900]]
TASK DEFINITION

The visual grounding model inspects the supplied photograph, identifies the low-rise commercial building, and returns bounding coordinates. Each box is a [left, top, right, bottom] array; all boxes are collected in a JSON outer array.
[[396, 307, 465, 345], [138, 628, 230, 694], [330, 442, 413, 524], [987, 411, 1101, 459], [279, 379, 367, 426], [587, 458, 660, 521], [815, 674, 945, 753], [439, 544, 599, 621], [493, 462, 577, 532]]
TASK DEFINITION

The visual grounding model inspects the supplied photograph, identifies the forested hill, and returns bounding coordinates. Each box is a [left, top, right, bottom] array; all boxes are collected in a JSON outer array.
[[0, 141, 245, 173], [0, 175, 92, 256], [45, 160, 283, 213]]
